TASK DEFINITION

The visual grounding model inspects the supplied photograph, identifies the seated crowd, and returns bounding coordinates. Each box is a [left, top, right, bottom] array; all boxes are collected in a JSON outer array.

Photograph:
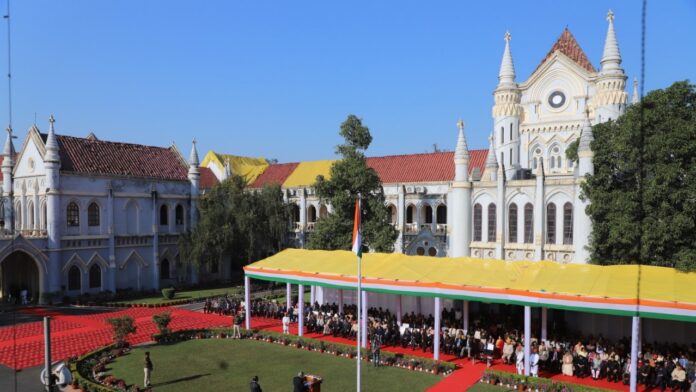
[[248, 298, 696, 391]]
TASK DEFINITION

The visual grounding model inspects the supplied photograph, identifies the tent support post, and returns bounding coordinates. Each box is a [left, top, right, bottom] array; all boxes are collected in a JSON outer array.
[[541, 307, 548, 342], [298, 284, 304, 337], [244, 276, 251, 330], [630, 316, 640, 392], [524, 306, 531, 375], [434, 297, 441, 361], [286, 283, 292, 311], [463, 300, 469, 333], [396, 295, 402, 325]]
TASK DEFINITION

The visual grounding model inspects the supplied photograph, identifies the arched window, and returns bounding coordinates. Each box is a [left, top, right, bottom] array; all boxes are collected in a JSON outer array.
[[473, 203, 482, 242], [15, 202, 21, 230], [319, 205, 328, 219], [175, 205, 184, 225], [406, 205, 416, 224], [524, 203, 534, 244], [68, 266, 81, 291], [159, 205, 168, 226], [563, 203, 573, 244], [549, 145, 562, 171], [546, 203, 556, 244], [436, 205, 447, 224], [508, 203, 518, 243], [0, 200, 4, 228], [42, 202, 47, 230], [388, 204, 397, 224], [487, 203, 496, 242], [27, 201, 34, 229], [88, 202, 100, 227], [532, 146, 543, 170], [160, 258, 170, 279], [89, 264, 101, 289], [424, 205, 433, 224], [307, 205, 317, 223], [67, 202, 80, 227], [291, 205, 300, 223]]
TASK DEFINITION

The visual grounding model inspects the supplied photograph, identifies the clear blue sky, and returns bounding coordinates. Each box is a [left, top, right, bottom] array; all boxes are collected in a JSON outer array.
[[2, 1, 695, 162]]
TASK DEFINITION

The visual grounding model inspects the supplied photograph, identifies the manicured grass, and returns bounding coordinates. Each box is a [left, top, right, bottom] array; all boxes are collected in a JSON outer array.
[[108, 339, 441, 391], [467, 383, 515, 392], [114, 286, 242, 305]]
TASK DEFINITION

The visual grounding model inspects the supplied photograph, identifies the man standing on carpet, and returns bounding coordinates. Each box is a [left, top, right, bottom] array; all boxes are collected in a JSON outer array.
[[282, 312, 291, 334], [144, 351, 153, 388], [515, 344, 525, 375]]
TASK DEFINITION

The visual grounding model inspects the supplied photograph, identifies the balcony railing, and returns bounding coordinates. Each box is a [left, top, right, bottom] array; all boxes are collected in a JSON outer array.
[[404, 223, 418, 234], [306, 222, 316, 232], [435, 224, 447, 235]]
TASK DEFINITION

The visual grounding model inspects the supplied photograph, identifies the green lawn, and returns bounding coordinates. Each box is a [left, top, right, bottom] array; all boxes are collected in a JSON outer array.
[[108, 339, 441, 391], [114, 286, 242, 305]]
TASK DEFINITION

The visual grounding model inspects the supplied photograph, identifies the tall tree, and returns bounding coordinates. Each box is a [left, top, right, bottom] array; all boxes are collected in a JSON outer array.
[[582, 81, 696, 270], [179, 176, 291, 271], [308, 115, 398, 252]]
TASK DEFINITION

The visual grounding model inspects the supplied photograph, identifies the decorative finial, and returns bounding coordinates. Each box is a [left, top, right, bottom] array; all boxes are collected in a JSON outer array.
[[456, 119, 465, 131], [6, 125, 11, 135], [504, 31, 511, 43], [488, 133, 494, 145], [192, 138, 197, 145], [607, 9, 614, 23]]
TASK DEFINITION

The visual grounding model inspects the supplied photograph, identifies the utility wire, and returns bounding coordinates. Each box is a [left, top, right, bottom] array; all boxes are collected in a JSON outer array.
[[4, 0, 11, 128]]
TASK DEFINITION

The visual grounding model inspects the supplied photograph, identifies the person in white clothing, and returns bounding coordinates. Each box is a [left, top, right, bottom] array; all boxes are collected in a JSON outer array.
[[529, 348, 540, 377], [282, 312, 290, 334], [515, 345, 525, 375]]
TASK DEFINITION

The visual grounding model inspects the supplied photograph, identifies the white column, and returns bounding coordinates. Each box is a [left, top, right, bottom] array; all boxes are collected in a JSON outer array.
[[541, 307, 548, 342], [396, 185, 405, 252], [495, 166, 505, 259], [463, 300, 470, 333], [524, 306, 531, 375], [286, 283, 292, 311], [299, 190, 307, 248], [338, 289, 344, 313], [396, 295, 402, 325], [361, 291, 368, 348], [629, 316, 640, 392], [431, 204, 437, 233], [434, 297, 441, 360], [298, 284, 305, 337], [244, 276, 251, 330], [534, 166, 544, 260]]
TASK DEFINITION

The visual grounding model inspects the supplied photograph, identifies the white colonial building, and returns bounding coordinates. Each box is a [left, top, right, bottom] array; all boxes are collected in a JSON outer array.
[[206, 11, 637, 267], [0, 116, 222, 303]]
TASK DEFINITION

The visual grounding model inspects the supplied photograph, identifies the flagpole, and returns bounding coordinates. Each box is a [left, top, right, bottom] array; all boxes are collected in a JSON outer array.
[[355, 194, 362, 392]]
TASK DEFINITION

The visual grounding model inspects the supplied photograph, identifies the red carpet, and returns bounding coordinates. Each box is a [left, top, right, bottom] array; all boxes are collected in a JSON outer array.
[[0, 307, 231, 369]]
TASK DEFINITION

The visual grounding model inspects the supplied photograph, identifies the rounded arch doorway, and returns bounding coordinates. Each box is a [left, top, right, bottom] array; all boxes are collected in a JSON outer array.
[[0, 251, 42, 304]]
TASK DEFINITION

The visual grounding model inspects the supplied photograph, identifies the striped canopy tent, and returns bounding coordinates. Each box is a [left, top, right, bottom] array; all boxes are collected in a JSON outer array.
[[244, 248, 696, 322]]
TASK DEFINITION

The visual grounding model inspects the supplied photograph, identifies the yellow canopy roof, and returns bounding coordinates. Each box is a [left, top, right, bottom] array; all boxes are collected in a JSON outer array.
[[244, 249, 696, 322], [201, 151, 269, 184], [282, 160, 336, 188]]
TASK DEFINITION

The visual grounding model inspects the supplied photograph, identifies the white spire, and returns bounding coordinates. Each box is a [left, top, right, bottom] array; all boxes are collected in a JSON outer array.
[[44, 114, 61, 163], [485, 133, 498, 170], [3, 126, 14, 158], [498, 31, 516, 86], [579, 111, 594, 153], [600, 9, 622, 73], [188, 139, 199, 167], [223, 157, 232, 179], [454, 119, 469, 162], [631, 78, 640, 104]]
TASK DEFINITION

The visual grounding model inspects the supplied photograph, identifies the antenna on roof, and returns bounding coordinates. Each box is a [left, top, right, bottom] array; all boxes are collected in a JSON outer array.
[[4, 0, 13, 130]]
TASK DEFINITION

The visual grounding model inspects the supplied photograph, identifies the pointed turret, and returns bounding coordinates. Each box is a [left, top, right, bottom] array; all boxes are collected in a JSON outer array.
[[485, 133, 498, 181], [454, 119, 469, 182], [600, 10, 622, 74], [631, 78, 640, 105], [498, 31, 516, 87], [223, 158, 232, 180], [44, 115, 61, 163], [2, 127, 14, 160], [188, 139, 199, 168], [578, 111, 595, 177], [2, 126, 14, 200]]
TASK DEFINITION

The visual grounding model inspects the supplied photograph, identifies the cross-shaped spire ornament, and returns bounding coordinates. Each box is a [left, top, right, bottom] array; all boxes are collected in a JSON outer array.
[[456, 119, 465, 131], [488, 132, 494, 145], [504, 31, 511, 43], [607, 9, 614, 23], [48, 114, 55, 131]]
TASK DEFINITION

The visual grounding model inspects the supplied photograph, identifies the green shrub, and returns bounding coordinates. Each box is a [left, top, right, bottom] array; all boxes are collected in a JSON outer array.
[[161, 287, 175, 299], [152, 312, 172, 334], [106, 316, 136, 347]]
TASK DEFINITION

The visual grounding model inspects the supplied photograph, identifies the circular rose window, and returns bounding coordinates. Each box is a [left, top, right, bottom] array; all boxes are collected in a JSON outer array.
[[548, 91, 566, 109]]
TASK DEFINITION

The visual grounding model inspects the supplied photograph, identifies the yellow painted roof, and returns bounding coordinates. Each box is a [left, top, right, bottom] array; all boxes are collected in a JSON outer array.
[[201, 151, 269, 185], [245, 249, 696, 321], [282, 160, 336, 188]]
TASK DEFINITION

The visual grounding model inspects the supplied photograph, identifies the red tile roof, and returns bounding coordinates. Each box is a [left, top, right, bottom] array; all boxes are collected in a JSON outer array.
[[534, 28, 596, 75], [199, 166, 219, 189], [247, 150, 488, 187], [51, 134, 189, 181], [249, 162, 300, 188]]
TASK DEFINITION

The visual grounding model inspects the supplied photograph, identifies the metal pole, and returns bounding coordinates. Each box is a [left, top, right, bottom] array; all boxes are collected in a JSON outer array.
[[356, 256, 362, 392], [524, 306, 531, 375], [244, 276, 251, 330], [434, 297, 441, 360], [43, 316, 51, 392], [361, 291, 368, 348], [629, 316, 640, 392]]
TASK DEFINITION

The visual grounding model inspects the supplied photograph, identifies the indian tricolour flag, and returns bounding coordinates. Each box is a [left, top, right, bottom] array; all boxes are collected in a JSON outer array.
[[351, 198, 362, 257]]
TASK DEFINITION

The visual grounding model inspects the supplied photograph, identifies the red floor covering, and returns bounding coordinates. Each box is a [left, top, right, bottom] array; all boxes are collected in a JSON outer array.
[[0, 307, 232, 370], [251, 317, 643, 392]]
